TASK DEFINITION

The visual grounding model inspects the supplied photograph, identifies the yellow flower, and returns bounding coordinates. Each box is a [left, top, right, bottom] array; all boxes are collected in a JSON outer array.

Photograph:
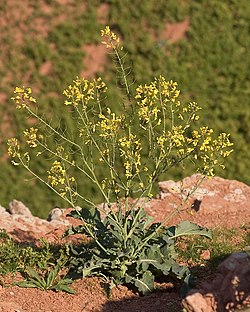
[[23, 127, 38, 148], [47, 160, 76, 198], [168, 126, 185, 147], [156, 134, 167, 152], [119, 133, 142, 179], [135, 77, 182, 126], [97, 108, 125, 138], [48, 161, 66, 187], [63, 77, 107, 108], [101, 26, 122, 50], [7, 138, 20, 158], [11, 86, 36, 109]]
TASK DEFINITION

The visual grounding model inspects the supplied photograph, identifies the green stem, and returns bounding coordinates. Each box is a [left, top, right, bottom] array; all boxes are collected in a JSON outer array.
[[77, 106, 126, 203], [28, 106, 111, 206], [37, 140, 94, 184], [18, 156, 75, 208], [114, 48, 131, 102], [125, 183, 153, 241], [83, 222, 109, 254]]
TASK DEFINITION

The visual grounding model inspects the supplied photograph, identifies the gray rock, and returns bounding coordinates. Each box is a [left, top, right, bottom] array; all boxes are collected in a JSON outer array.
[[47, 207, 63, 221], [9, 200, 32, 217]]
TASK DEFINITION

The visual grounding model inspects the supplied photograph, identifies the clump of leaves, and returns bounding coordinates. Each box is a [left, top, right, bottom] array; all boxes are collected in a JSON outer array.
[[0, 230, 20, 275], [0, 230, 55, 275], [65, 207, 211, 294], [0, 229, 73, 294], [16, 254, 75, 294]]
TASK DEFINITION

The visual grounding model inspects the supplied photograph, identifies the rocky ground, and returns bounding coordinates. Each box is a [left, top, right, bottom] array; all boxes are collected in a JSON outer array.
[[0, 175, 249, 311]]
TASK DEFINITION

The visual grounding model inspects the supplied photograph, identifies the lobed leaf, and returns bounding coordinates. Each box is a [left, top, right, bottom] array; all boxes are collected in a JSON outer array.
[[173, 221, 212, 239], [134, 271, 154, 295]]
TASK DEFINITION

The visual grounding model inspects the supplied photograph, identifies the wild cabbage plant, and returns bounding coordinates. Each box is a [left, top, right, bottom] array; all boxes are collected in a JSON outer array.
[[7, 26, 233, 294]]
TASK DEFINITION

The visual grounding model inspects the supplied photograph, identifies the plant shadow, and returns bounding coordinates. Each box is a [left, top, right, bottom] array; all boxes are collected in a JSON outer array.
[[100, 252, 249, 312]]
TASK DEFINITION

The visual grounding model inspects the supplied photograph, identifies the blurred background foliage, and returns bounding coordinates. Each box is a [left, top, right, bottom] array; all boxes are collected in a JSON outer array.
[[0, 0, 249, 217]]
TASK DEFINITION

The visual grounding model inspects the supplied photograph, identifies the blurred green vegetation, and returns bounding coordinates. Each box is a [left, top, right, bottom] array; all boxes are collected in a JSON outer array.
[[0, 0, 249, 217], [176, 226, 250, 271]]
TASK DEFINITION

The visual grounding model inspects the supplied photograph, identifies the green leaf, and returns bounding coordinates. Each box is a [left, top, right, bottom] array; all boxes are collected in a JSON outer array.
[[171, 262, 190, 279], [63, 226, 78, 237], [82, 263, 99, 277], [55, 284, 75, 294], [134, 271, 154, 294], [16, 280, 41, 289], [138, 245, 162, 271], [25, 267, 47, 288], [160, 244, 177, 259], [46, 267, 58, 288], [173, 221, 212, 239], [52, 279, 75, 294], [26, 267, 42, 280]]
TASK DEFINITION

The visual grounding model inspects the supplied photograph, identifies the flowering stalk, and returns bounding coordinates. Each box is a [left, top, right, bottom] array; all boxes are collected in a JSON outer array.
[[101, 26, 131, 102]]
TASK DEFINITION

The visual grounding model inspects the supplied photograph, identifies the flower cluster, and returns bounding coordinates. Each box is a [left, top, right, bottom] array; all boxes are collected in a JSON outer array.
[[179, 101, 201, 122], [154, 123, 233, 177], [7, 138, 20, 158], [182, 127, 233, 176], [63, 77, 107, 108], [47, 160, 75, 197], [11, 87, 36, 109], [215, 133, 234, 158], [119, 133, 142, 179], [168, 126, 186, 148], [7, 138, 32, 166], [135, 82, 159, 124], [198, 131, 233, 175], [97, 108, 125, 138], [48, 160, 66, 187], [156, 126, 185, 156], [101, 26, 122, 50], [23, 127, 38, 148], [135, 77, 181, 125], [157, 77, 180, 104]]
